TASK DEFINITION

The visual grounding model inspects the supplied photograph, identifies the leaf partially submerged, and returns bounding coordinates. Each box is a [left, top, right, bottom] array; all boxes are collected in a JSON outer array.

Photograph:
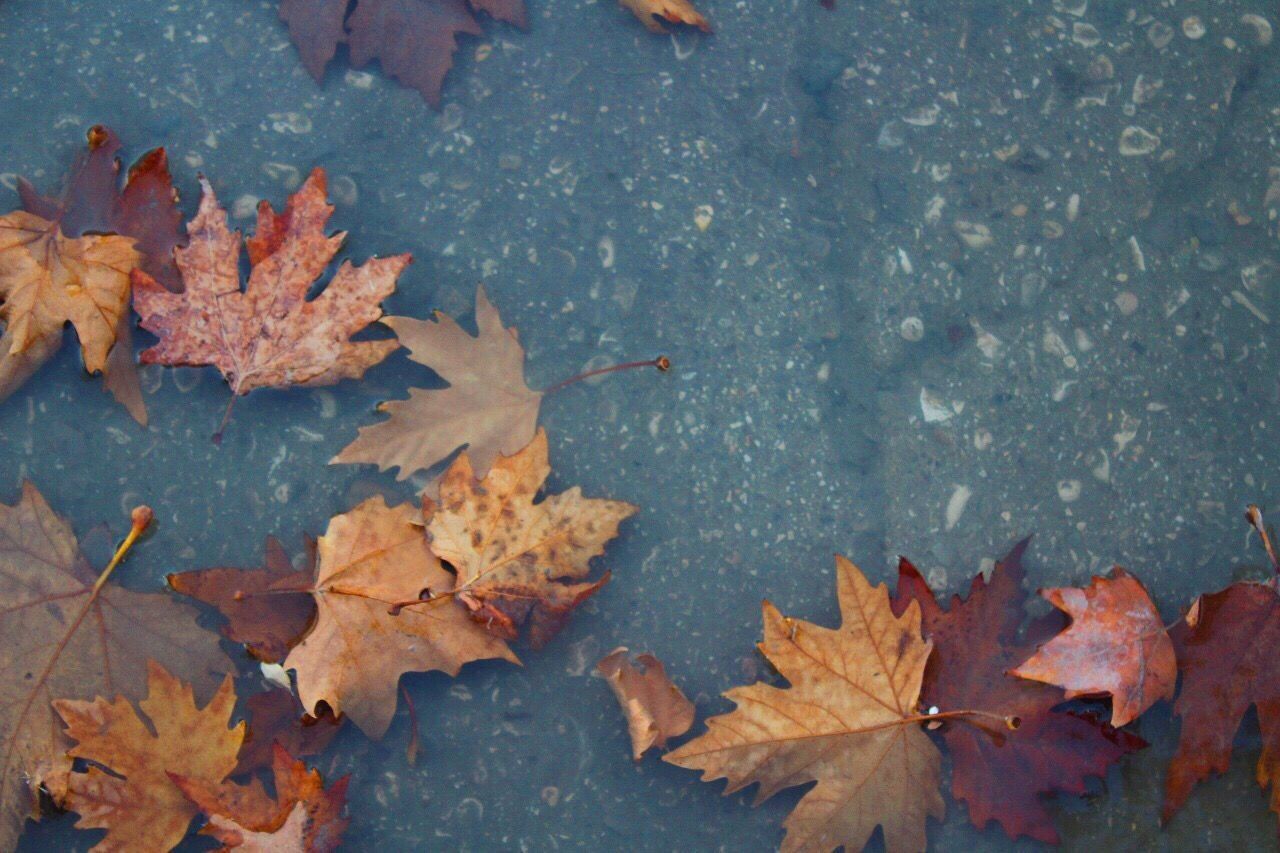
[[892, 541, 1145, 843], [0, 484, 232, 850], [1011, 567, 1175, 727], [280, 0, 529, 108], [426, 429, 637, 647], [54, 662, 244, 852], [132, 168, 408, 435], [333, 284, 540, 488], [666, 556, 944, 853], [283, 496, 517, 738], [597, 648, 694, 760], [619, 0, 711, 33], [236, 688, 344, 776]]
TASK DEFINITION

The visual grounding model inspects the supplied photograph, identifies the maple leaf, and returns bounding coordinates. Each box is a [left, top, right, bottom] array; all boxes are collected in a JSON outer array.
[[619, 0, 711, 33], [333, 284, 540, 487], [423, 429, 637, 647], [173, 743, 349, 852], [13, 124, 185, 424], [132, 168, 408, 437], [597, 647, 694, 760], [891, 541, 1145, 843], [0, 484, 233, 851], [235, 688, 344, 776], [279, 0, 529, 108], [168, 536, 317, 663], [666, 556, 944, 853], [53, 661, 244, 852], [1010, 567, 1175, 727], [283, 495, 517, 738]]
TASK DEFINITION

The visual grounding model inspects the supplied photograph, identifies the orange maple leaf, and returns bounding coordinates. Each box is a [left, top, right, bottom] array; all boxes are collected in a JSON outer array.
[[619, 0, 711, 33]]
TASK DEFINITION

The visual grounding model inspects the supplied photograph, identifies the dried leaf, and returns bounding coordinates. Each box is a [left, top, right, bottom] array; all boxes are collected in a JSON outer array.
[[235, 688, 344, 776], [619, 0, 711, 33], [891, 541, 1145, 843], [174, 743, 349, 852], [333, 284, 540, 488], [1163, 580, 1280, 827], [281, 0, 528, 108], [597, 648, 694, 760], [0, 483, 233, 850], [1011, 567, 1175, 727], [132, 168, 407, 402], [283, 496, 518, 738], [426, 429, 637, 646], [53, 662, 244, 852], [666, 557, 943, 853], [168, 536, 317, 663]]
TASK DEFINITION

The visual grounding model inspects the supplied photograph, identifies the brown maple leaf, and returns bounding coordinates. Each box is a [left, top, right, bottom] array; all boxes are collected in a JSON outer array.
[[132, 168, 408, 439], [174, 743, 349, 852], [168, 536, 317, 663], [279, 0, 529, 108], [235, 688, 344, 776], [14, 125, 185, 424], [283, 495, 517, 738], [54, 661, 244, 852], [333, 284, 540, 487], [619, 0, 711, 33], [422, 429, 637, 647], [1010, 567, 1175, 727], [1163, 506, 1280, 828], [891, 540, 1145, 843], [665, 556, 944, 853], [597, 648, 694, 760], [0, 484, 233, 851]]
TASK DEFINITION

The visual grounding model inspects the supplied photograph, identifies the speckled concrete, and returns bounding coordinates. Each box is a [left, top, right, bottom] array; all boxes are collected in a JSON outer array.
[[2, 0, 1278, 850]]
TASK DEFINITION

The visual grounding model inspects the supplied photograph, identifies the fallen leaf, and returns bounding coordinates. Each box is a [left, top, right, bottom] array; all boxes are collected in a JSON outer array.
[[174, 743, 349, 852], [333, 284, 540, 487], [0, 483, 233, 850], [1163, 579, 1280, 826], [280, 0, 528, 108], [16, 124, 185, 424], [132, 168, 408, 435], [425, 429, 637, 646], [1011, 567, 1175, 727], [53, 661, 243, 852], [891, 541, 1145, 843], [665, 556, 943, 853], [283, 495, 518, 738], [235, 688, 344, 776], [168, 536, 317, 663], [597, 648, 694, 760], [619, 0, 711, 33]]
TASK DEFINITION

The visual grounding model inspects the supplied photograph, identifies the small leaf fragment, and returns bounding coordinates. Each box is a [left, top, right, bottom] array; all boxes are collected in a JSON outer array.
[[597, 648, 695, 760]]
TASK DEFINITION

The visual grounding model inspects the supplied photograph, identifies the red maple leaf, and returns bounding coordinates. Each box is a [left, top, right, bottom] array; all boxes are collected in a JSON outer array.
[[235, 688, 344, 776], [891, 539, 1145, 843], [279, 0, 528, 108]]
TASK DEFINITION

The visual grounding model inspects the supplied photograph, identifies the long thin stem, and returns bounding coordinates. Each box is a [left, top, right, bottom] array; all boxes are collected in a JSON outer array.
[[1246, 505, 1280, 574], [212, 394, 237, 446], [91, 506, 154, 596], [542, 356, 669, 396]]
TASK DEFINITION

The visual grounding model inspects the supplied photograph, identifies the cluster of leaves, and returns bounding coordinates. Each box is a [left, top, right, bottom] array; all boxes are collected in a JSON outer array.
[[275, 0, 711, 107], [659, 522, 1280, 852]]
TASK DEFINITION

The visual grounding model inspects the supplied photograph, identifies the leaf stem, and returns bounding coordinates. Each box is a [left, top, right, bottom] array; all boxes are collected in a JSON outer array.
[[91, 506, 154, 596], [542, 356, 670, 396], [212, 394, 237, 445], [1246, 505, 1280, 575]]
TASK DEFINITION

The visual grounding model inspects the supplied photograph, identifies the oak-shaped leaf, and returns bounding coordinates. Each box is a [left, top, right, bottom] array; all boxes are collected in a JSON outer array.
[[891, 540, 1145, 843], [132, 167, 408, 421], [1162, 578, 1280, 827], [0, 483, 233, 851], [619, 0, 711, 33], [283, 495, 517, 738], [597, 647, 694, 760], [1011, 567, 1175, 727], [425, 429, 637, 647], [279, 0, 529, 108], [168, 536, 317, 663], [53, 662, 244, 852], [333, 284, 540, 489], [666, 556, 944, 853], [235, 687, 344, 776], [12, 124, 184, 423], [174, 743, 349, 852]]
